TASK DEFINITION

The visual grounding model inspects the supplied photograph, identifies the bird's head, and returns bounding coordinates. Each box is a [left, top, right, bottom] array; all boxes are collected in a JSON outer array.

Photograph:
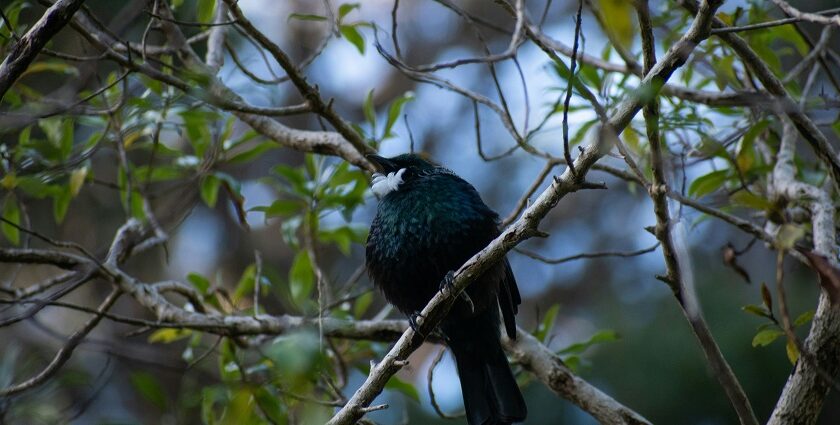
[[367, 153, 437, 197]]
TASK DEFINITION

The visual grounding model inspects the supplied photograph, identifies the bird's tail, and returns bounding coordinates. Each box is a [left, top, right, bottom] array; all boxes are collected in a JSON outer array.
[[444, 310, 527, 425]]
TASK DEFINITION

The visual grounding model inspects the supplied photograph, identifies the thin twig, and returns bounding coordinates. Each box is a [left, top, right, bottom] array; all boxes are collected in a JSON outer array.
[[515, 243, 660, 264], [561, 0, 584, 176], [0, 288, 121, 396]]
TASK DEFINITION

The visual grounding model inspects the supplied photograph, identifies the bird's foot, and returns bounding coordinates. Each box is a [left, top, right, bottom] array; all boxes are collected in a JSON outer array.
[[438, 271, 455, 292], [438, 271, 474, 314], [408, 311, 425, 335]]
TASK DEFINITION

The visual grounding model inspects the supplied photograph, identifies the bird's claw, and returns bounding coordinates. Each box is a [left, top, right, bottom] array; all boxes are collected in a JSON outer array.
[[438, 271, 455, 292], [438, 271, 474, 314], [408, 311, 425, 334]]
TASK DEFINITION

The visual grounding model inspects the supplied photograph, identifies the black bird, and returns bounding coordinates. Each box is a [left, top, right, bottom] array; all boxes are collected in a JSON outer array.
[[365, 153, 527, 425]]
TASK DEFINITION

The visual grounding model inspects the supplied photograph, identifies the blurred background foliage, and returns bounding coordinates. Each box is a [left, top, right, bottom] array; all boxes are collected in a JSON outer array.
[[1, 0, 840, 424]]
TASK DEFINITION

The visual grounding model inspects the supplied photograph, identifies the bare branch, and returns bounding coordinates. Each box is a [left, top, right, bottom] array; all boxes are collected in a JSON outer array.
[[770, 1, 840, 27], [0, 248, 87, 270], [766, 118, 840, 425], [712, 7, 840, 34], [0, 288, 120, 396], [515, 243, 659, 264], [222, 0, 373, 162], [505, 328, 651, 425], [205, 0, 229, 72], [636, 2, 759, 423], [0, 0, 86, 100]]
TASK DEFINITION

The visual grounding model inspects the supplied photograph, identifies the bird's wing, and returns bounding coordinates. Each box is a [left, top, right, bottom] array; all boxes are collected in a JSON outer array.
[[498, 258, 521, 340]]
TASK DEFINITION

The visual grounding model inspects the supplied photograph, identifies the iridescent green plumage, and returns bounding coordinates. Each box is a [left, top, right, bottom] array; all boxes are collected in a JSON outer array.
[[366, 154, 526, 425]]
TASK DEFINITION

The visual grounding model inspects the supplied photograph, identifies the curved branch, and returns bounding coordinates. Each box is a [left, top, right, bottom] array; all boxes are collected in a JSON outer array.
[[0, 288, 120, 396]]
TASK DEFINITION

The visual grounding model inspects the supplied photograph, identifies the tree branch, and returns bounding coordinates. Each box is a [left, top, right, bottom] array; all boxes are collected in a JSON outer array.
[[636, 2, 758, 423], [0, 0, 86, 101], [0, 288, 120, 396], [766, 118, 840, 425]]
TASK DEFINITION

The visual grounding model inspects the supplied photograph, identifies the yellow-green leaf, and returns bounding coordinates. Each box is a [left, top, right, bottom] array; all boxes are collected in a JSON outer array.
[[730, 190, 771, 211], [794, 310, 814, 327], [69, 167, 88, 197], [148, 328, 192, 343], [200, 175, 221, 208], [340, 24, 365, 54], [2, 195, 21, 245], [786, 339, 799, 365], [752, 328, 783, 347], [776, 224, 805, 250], [596, 0, 636, 48], [0, 173, 17, 190], [689, 169, 728, 198], [353, 292, 373, 318]]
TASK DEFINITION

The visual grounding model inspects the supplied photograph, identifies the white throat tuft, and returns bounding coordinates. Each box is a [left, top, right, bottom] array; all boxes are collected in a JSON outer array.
[[371, 168, 407, 197]]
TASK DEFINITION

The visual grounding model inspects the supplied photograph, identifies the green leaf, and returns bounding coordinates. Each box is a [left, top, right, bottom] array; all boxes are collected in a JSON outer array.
[[385, 375, 419, 402], [776, 224, 805, 250], [59, 119, 73, 161], [338, 3, 360, 20], [289, 251, 314, 306], [233, 264, 256, 303], [134, 165, 186, 183], [273, 164, 308, 195], [53, 186, 71, 223], [200, 174, 221, 208], [712, 55, 735, 90], [736, 120, 768, 172], [252, 199, 302, 219], [563, 355, 581, 372], [340, 24, 365, 54], [384, 91, 414, 138], [0, 172, 16, 190], [353, 292, 373, 318], [69, 167, 88, 197], [786, 339, 799, 365], [318, 225, 367, 255], [363, 89, 376, 130], [187, 272, 211, 294], [794, 310, 814, 327], [253, 387, 287, 424], [201, 387, 225, 424], [196, 0, 215, 23], [571, 119, 598, 147], [578, 63, 603, 91], [130, 372, 167, 410], [689, 169, 728, 198], [752, 328, 783, 347], [16, 176, 61, 199], [741, 304, 771, 318], [20, 61, 79, 78], [596, 0, 636, 48], [557, 329, 619, 355], [1, 195, 21, 245], [770, 24, 809, 56], [730, 190, 771, 211], [179, 110, 215, 157], [226, 141, 276, 164], [148, 328, 192, 344], [289, 13, 328, 21], [533, 304, 560, 342]]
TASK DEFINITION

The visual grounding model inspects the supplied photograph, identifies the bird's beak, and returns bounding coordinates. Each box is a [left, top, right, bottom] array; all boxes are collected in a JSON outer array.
[[366, 154, 398, 173]]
